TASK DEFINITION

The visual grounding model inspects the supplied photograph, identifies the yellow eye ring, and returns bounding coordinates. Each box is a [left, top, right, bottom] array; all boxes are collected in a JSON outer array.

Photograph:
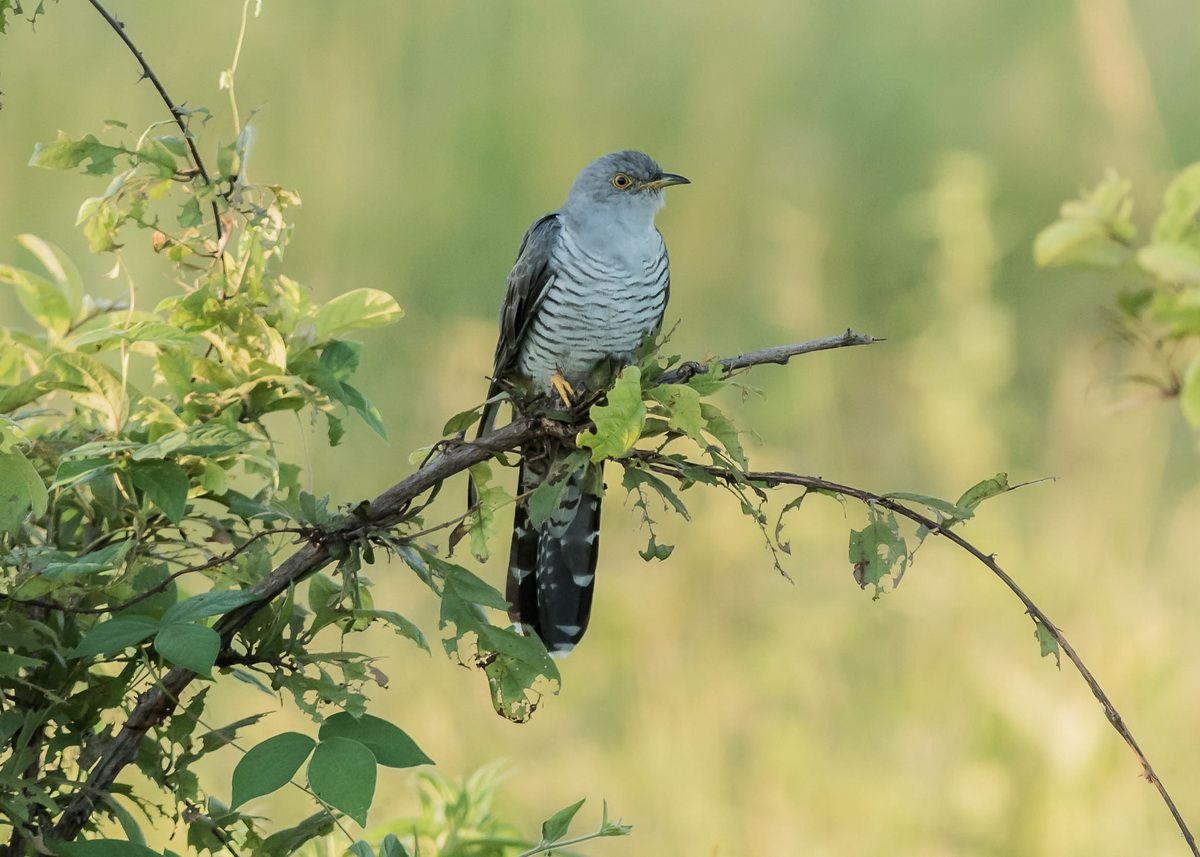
[[611, 172, 634, 190]]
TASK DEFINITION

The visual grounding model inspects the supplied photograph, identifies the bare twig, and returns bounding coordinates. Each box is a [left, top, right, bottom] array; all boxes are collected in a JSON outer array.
[[641, 455, 1199, 857], [656, 328, 880, 386]]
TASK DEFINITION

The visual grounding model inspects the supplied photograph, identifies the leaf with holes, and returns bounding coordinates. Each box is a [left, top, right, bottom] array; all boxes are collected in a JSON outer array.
[[578, 366, 646, 462]]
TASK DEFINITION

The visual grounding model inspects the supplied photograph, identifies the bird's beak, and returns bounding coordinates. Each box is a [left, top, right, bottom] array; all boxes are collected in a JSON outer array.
[[643, 172, 691, 190]]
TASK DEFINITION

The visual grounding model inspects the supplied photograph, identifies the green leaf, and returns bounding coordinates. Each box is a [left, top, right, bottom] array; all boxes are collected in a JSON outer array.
[[541, 798, 586, 843], [314, 289, 404, 339], [578, 366, 646, 462], [1137, 242, 1200, 284], [475, 625, 561, 723], [848, 514, 908, 593], [130, 459, 190, 525], [258, 811, 337, 857], [649, 383, 705, 442], [318, 713, 433, 769], [177, 197, 203, 228], [162, 589, 260, 624], [954, 473, 1011, 513], [230, 732, 316, 809], [623, 465, 690, 520], [319, 340, 361, 379], [442, 406, 482, 436], [0, 447, 48, 534], [700, 403, 747, 468], [53, 840, 161, 857], [1152, 162, 1200, 243], [136, 137, 178, 177], [48, 352, 128, 431], [379, 835, 411, 857], [466, 462, 506, 562], [308, 736, 377, 826], [0, 652, 45, 675], [0, 263, 73, 335], [1033, 171, 1135, 268], [882, 491, 971, 520], [351, 609, 429, 652], [51, 457, 116, 489], [29, 132, 125, 175], [442, 563, 510, 611], [153, 623, 220, 676], [74, 615, 160, 657], [1034, 619, 1061, 667], [43, 541, 133, 579], [16, 234, 83, 321], [685, 360, 726, 394], [525, 473, 572, 529]]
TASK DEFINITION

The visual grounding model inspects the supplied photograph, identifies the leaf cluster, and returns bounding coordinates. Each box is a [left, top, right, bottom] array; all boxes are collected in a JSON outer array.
[[1035, 165, 1200, 426]]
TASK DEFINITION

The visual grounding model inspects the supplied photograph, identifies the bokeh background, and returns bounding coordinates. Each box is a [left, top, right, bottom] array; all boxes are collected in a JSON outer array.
[[4, 2, 1200, 854]]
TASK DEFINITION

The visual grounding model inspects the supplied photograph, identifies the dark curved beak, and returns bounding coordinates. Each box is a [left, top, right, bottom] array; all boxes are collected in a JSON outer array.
[[644, 172, 690, 190]]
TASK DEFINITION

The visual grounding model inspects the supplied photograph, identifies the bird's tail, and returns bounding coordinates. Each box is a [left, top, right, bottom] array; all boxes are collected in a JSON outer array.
[[507, 452, 602, 656]]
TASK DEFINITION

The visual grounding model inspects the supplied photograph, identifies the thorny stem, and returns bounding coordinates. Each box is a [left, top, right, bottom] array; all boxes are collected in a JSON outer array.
[[86, 0, 227, 257]]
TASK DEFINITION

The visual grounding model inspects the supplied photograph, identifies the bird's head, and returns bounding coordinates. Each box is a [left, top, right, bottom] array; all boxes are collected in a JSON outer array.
[[562, 150, 689, 232]]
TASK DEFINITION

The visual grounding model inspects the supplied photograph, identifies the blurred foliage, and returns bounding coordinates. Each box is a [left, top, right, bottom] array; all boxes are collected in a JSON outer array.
[[2, 1, 1200, 856], [1037, 164, 1200, 431]]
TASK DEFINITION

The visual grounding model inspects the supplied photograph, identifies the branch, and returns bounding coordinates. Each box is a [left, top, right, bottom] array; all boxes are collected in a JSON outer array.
[[48, 332, 857, 841], [656, 328, 880, 386], [47, 417, 546, 840], [86, 0, 225, 247], [642, 455, 1199, 857]]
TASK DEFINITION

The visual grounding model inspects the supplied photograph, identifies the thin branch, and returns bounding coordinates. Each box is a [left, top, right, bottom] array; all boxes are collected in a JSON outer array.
[[47, 416, 545, 841], [644, 455, 1199, 857], [49, 331, 859, 840], [656, 328, 880, 386], [86, 0, 226, 247]]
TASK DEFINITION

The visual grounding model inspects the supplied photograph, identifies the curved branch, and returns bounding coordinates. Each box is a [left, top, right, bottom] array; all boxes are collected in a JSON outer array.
[[48, 417, 545, 840], [86, 0, 225, 245], [50, 330, 869, 840], [641, 455, 1199, 857]]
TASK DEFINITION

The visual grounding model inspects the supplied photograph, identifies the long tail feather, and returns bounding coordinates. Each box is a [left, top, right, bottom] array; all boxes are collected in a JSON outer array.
[[507, 455, 602, 655]]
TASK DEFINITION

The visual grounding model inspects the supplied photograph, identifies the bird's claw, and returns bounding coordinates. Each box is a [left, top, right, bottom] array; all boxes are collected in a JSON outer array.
[[550, 372, 575, 407]]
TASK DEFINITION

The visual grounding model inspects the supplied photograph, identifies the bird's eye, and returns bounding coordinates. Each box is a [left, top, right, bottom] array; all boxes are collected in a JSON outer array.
[[611, 172, 633, 191]]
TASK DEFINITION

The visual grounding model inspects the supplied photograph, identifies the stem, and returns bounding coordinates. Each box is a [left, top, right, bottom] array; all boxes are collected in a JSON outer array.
[[225, 0, 254, 136], [86, 0, 227, 252]]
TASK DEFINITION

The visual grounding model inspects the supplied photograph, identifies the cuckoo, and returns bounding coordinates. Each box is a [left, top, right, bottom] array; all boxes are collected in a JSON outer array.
[[473, 150, 689, 655]]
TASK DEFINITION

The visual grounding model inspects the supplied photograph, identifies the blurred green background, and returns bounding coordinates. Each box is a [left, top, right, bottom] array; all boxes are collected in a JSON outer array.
[[4, 1, 1200, 854]]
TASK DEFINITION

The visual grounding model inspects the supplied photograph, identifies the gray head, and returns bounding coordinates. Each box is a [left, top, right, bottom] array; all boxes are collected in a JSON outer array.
[[561, 150, 689, 234]]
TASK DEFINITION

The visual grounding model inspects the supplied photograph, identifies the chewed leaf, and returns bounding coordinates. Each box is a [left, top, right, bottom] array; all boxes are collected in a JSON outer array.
[[1033, 619, 1061, 668], [578, 366, 646, 461], [848, 513, 908, 595], [954, 473, 1010, 513]]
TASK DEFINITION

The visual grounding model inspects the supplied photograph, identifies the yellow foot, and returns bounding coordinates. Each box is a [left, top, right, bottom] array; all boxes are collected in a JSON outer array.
[[550, 372, 575, 407]]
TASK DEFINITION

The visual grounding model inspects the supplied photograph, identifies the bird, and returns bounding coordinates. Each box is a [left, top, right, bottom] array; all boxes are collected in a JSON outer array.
[[473, 150, 689, 656]]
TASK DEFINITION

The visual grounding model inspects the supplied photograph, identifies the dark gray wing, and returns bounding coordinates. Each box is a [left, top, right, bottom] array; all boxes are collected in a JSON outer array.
[[477, 212, 562, 436], [468, 213, 561, 511], [492, 213, 562, 385]]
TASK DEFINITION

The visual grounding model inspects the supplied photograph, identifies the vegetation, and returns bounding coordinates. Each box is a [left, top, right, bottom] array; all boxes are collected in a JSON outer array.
[[2, 3, 1199, 856]]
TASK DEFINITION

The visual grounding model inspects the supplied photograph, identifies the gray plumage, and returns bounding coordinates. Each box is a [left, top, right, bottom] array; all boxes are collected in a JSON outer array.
[[476, 150, 689, 655]]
